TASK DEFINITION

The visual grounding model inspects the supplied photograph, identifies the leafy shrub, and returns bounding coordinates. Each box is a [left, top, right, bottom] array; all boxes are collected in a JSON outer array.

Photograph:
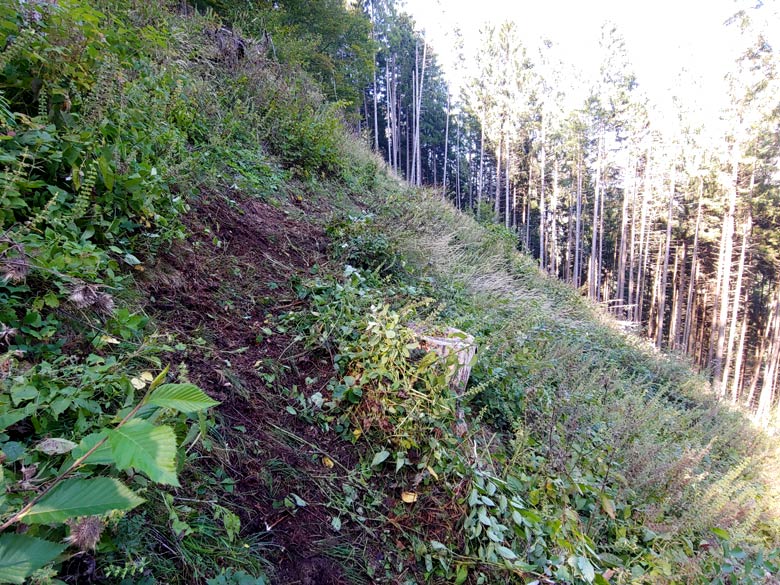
[[327, 213, 400, 273], [0, 366, 218, 582], [0, 1, 227, 580]]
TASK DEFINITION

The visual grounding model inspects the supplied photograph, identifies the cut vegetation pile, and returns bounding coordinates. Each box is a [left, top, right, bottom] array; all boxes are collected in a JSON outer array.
[[0, 2, 779, 584]]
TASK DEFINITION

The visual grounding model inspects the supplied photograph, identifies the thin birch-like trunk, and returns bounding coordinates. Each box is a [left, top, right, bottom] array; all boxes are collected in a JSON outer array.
[[723, 208, 752, 393], [713, 142, 740, 395], [505, 135, 511, 228], [656, 167, 676, 348], [574, 148, 583, 288], [684, 178, 704, 354], [616, 156, 633, 317], [442, 91, 450, 200]]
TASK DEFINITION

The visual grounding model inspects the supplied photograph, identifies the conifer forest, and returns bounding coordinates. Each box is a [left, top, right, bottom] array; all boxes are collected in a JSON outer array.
[[361, 1, 780, 426]]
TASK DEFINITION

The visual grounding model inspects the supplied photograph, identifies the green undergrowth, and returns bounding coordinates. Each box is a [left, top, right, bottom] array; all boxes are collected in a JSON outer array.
[[295, 193, 780, 584], [276, 197, 780, 584], [0, 0, 377, 581], [2, 0, 779, 584]]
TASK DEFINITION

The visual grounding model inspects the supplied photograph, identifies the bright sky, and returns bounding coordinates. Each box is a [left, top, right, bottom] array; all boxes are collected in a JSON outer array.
[[401, 0, 779, 124]]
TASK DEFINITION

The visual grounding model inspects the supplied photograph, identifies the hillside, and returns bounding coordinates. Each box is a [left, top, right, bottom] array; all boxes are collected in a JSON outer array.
[[1, 2, 779, 584]]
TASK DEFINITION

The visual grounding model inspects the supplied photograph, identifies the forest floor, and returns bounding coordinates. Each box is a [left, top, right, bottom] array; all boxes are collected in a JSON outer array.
[[141, 188, 384, 584]]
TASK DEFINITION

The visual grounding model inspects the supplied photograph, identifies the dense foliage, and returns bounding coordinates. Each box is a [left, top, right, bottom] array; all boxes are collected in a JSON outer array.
[[1, 0, 778, 584]]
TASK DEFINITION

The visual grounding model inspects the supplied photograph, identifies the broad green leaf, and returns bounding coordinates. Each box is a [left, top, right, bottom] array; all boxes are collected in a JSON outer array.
[[599, 552, 625, 567], [108, 419, 179, 486], [148, 383, 219, 413], [454, 564, 469, 585], [576, 556, 596, 582], [478, 506, 492, 526], [496, 545, 517, 560], [71, 431, 114, 465], [0, 409, 31, 433], [371, 449, 390, 466], [511, 510, 524, 526], [24, 477, 144, 524], [711, 527, 730, 540], [0, 534, 65, 584], [417, 351, 439, 370]]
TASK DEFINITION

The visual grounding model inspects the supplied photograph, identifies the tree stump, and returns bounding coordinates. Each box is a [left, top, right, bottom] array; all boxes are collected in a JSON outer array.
[[411, 326, 476, 437]]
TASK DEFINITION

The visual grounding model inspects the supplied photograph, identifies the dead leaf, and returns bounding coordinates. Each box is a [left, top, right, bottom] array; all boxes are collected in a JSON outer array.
[[131, 377, 146, 390], [401, 491, 418, 503], [36, 438, 77, 455], [322, 456, 334, 469], [601, 494, 616, 519]]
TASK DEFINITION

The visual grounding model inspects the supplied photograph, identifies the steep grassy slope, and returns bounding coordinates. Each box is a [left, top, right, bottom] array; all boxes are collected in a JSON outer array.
[[1, 2, 779, 584]]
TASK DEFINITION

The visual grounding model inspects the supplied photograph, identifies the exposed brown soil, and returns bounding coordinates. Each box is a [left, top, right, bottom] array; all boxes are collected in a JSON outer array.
[[140, 189, 363, 584]]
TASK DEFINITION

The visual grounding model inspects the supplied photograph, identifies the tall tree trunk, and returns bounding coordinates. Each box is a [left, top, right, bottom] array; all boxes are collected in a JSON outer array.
[[540, 121, 547, 269], [369, 0, 378, 150], [406, 116, 411, 180], [713, 142, 740, 395], [732, 272, 751, 403], [372, 65, 379, 151], [696, 290, 709, 367], [637, 221, 652, 325], [477, 117, 485, 219], [684, 178, 704, 354], [494, 134, 502, 221], [455, 115, 461, 209], [411, 43, 418, 185], [590, 131, 604, 300], [505, 135, 511, 228], [635, 148, 652, 323], [656, 167, 676, 348], [411, 37, 427, 187], [526, 155, 533, 250], [551, 156, 560, 275], [598, 166, 605, 302], [671, 242, 687, 351], [755, 282, 780, 426], [394, 59, 400, 172], [649, 234, 664, 341], [616, 157, 633, 317], [627, 162, 640, 322], [442, 91, 450, 200], [574, 147, 583, 288], [385, 60, 393, 166], [565, 178, 574, 283], [723, 207, 752, 394]]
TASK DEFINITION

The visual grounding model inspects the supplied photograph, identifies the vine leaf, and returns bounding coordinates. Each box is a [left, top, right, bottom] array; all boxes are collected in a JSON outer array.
[[108, 419, 179, 486], [0, 534, 65, 584], [24, 477, 144, 524], [148, 383, 220, 413]]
